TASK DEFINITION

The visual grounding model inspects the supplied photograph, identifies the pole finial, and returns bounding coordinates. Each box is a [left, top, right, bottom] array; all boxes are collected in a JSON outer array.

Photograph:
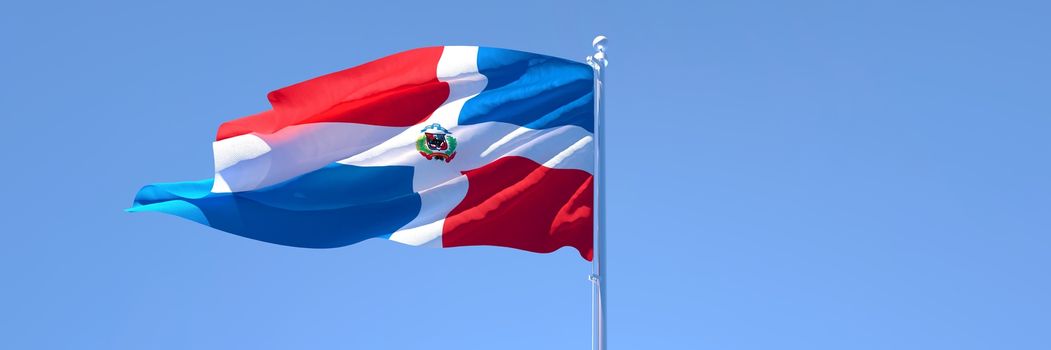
[[592, 35, 608, 51], [587, 35, 609, 70]]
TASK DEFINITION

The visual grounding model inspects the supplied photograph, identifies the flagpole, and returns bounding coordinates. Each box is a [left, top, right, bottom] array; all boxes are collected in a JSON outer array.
[[587, 35, 608, 350]]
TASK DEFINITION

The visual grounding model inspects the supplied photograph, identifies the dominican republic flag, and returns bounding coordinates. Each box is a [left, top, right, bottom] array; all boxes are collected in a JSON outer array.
[[131, 46, 595, 261]]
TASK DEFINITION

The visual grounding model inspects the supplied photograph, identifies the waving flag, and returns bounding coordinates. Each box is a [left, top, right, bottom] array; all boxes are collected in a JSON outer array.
[[131, 46, 595, 260]]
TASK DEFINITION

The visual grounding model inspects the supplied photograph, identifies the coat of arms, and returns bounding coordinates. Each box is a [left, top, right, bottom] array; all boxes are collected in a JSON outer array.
[[416, 123, 457, 163]]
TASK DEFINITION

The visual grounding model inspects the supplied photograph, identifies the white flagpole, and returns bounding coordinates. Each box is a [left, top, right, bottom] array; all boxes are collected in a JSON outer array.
[[587, 35, 608, 350]]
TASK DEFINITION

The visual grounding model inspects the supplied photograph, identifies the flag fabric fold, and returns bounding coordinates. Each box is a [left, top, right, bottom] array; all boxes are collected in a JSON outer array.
[[131, 46, 595, 261]]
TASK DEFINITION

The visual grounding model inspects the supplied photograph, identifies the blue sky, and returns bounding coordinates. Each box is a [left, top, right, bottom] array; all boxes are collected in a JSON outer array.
[[2, 0, 1049, 349]]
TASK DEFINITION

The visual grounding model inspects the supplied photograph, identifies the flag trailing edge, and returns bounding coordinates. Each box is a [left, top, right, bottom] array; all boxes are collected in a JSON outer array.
[[131, 46, 595, 261]]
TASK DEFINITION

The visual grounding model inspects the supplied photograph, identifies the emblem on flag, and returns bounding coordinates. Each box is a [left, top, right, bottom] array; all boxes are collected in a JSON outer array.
[[416, 123, 457, 163]]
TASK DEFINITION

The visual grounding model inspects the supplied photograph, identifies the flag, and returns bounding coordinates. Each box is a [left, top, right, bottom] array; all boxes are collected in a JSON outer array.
[[131, 46, 595, 260]]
